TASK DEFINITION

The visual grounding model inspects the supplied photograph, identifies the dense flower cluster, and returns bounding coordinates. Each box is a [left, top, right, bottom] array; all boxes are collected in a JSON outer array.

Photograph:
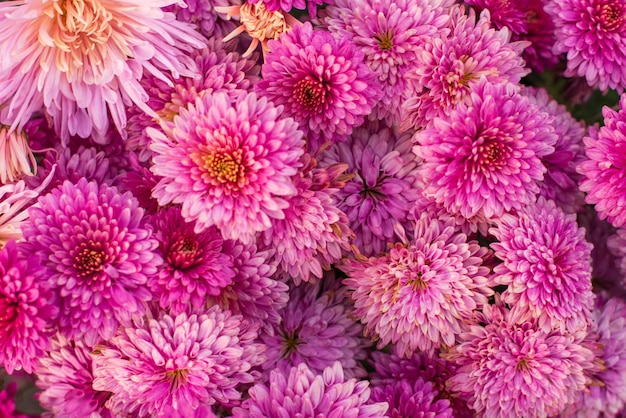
[[1, 1, 625, 417]]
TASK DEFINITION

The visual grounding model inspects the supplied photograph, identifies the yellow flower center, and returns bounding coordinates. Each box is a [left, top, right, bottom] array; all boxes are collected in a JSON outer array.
[[201, 149, 246, 189]]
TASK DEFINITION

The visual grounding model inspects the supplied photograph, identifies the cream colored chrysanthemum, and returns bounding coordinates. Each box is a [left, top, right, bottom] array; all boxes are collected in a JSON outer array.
[[0, 126, 36, 184]]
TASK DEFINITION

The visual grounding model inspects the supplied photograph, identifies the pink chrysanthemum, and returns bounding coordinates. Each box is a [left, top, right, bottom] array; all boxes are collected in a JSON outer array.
[[444, 302, 597, 418], [490, 198, 594, 333], [400, 6, 529, 131], [608, 228, 626, 278], [370, 379, 453, 417], [546, 0, 626, 91], [36, 334, 113, 418], [149, 207, 235, 315], [261, 278, 369, 379], [207, 239, 288, 329], [0, 240, 56, 374], [22, 178, 160, 345], [248, 0, 327, 16], [255, 22, 380, 149], [522, 87, 586, 214], [324, 0, 453, 125], [150, 91, 304, 243], [566, 295, 626, 418], [0, 0, 206, 142], [233, 362, 389, 417], [465, 0, 557, 72], [92, 307, 266, 416], [322, 120, 420, 257], [118, 157, 161, 216], [261, 155, 353, 284], [342, 213, 492, 356], [578, 94, 626, 228], [163, 0, 239, 39], [413, 80, 557, 220], [126, 39, 260, 162], [0, 125, 36, 184]]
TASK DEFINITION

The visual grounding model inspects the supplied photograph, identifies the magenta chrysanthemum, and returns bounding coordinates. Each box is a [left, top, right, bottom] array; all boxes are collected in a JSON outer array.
[[22, 178, 160, 345], [370, 379, 453, 417], [260, 278, 369, 379], [490, 198, 594, 333], [207, 239, 288, 329], [150, 91, 304, 243], [127, 39, 260, 162], [546, 0, 626, 91], [322, 120, 420, 257], [163, 0, 239, 39], [400, 6, 529, 131], [445, 302, 597, 418], [248, 0, 327, 16], [578, 94, 626, 228], [522, 87, 586, 214], [342, 213, 492, 356], [92, 307, 266, 416], [0, 382, 31, 418], [413, 80, 557, 220], [0, 0, 206, 142], [233, 362, 389, 417], [255, 22, 380, 149], [0, 240, 56, 374], [324, 0, 453, 124], [148, 207, 235, 315], [36, 334, 113, 418], [262, 155, 353, 284]]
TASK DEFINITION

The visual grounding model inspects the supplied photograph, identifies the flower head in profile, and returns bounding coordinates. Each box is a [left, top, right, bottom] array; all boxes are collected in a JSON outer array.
[[324, 0, 454, 124], [22, 178, 160, 345], [261, 277, 369, 379], [546, 0, 626, 91], [0, 0, 206, 142], [150, 91, 304, 243], [0, 240, 57, 374], [262, 154, 353, 284], [413, 80, 556, 220], [255, 22, 380, 150], [342, 213, 492, 356], [444, 302, 597, 418], [233, 362, 389, 417], [322, 119, 420, 257], [149, 207, 235, 315], [36, 334, 114, 418], [92, 307, 266, 416], [400, 6, 529, 131], [578, 94, 626, 228]]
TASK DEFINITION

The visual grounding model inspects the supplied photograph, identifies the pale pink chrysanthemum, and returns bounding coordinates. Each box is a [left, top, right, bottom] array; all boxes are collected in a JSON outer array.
[[233, 362, 389, 417], [545, 0, 626, 91], [255, 21, 381, 149], [163, 0, 239, 39], [149, 91, 305, 243], [522, 86, 586, 214], [36, 334, 113, 418], [0, 0, 206, 143], [0, 240, 57, 375], [324, 0, 454, 125], [342, 213, 492, 357], [413, 80, 557, 220], [444, 302, 597, 418], [0, 126, 36, 184], [216, 1, 299, 57], [21, 178, 160, 345], [400, 6, 529, 132], [260, 278, 369, 379], [578, 94, 626, 228], [207, 239, 288, 330], [92, 307, 266, 416], [321, 119, 420, 257], [490, 197, 594, 333], [126, 38, 260, 162], [149, 207, 235, 315], [262, 155, 353, 284]]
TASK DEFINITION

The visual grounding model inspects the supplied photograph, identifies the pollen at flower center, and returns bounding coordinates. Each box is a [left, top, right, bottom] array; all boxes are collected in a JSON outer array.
[[168, 236, 200, 269], [201, 149, 247, 188], [475, 140, 512, 171], [374, 31, 394, 51], [596, 1, 625, 31], [165, 368, 190, 389], [73, 241, 108, 278], [294, 77, 327, 112]]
